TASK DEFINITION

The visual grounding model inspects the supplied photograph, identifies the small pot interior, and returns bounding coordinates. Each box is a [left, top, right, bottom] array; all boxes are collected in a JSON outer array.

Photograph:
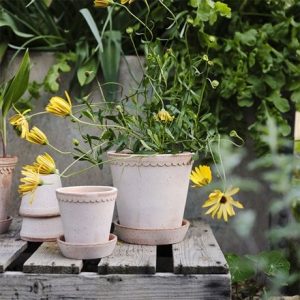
[[56, 186, 116, 195]]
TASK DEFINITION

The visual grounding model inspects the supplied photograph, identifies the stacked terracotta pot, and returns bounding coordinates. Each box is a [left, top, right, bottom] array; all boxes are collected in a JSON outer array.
[[19, 174, 63, 241], [0, 157, 18, 234]]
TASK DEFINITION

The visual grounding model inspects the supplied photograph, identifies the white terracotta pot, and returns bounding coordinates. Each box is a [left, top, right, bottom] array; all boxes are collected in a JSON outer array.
[[107, 152, 194, 229], [20, 216, 63, 242], [19, 174, 61, 217], [0, 156, 17, 231], [56, 186, 117, 244]]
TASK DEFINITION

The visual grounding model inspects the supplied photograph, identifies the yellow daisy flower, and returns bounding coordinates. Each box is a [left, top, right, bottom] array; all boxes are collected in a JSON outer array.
[[46, 91, 72, 117], [155, 109, 175, 122], [190, 165, 212, 187], [34, 153, 56, 174], [18, 169, 43, 196], [94, 0, 111, 7], [9, 110, 30, 139], [26, 127, 48, 145], [203, 187, 243, 222]]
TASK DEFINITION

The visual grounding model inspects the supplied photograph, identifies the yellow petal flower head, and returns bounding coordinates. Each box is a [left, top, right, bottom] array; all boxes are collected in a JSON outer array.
[[9, 110, 30, 139], [156, 109, 175, 123], [34, 153, 57, 174], [18, 169, 43, 196], [46, 91, 72, 117], [202, 187, 243, 222], [190, 165, 212, 187], [26, 127, 48, 145], [94, 0, 112, 7]]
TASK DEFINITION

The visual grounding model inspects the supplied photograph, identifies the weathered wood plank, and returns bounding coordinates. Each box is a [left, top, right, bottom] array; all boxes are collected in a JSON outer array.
[[173, 220, 229, 274], [98, 241, 156, 274], [23, 242, 83, 274], [0, 272, 231, 300], [0, 240, 27, 273]]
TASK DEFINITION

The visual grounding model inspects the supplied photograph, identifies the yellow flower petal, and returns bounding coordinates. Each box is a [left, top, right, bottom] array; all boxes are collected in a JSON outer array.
[[18, 169, 43, 196], [155, 109, 175, 123], [46, 92, 72, 117], [190, 165, 212, 188], [26, 127, 48, 145], [9, 112, 30, 139], [94, 0, 111, 7]]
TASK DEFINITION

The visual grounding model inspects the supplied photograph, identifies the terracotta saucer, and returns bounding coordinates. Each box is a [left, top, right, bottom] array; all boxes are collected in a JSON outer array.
[[57, 234, 117, 259], [0, 216, 13, 234], [114, 219, 190, 245]]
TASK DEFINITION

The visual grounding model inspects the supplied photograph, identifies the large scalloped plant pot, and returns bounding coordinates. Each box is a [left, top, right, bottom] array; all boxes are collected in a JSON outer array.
[[107, 152, 194, 230], [0, 156, 18, 234], [56, 186, 117, 244]]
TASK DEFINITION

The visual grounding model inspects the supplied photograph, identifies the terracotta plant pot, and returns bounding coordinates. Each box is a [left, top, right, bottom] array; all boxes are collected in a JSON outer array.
[[0, 156, 18, 234], [19, 174, 61, 217], [56, 186, 117, 244], [107, 152, 193, 230], [20, 216, 63, 242]]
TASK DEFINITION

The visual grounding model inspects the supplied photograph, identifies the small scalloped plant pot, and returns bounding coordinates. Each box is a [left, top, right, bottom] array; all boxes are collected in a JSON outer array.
[[107, 151, 194, 234], [0, 156, 18, 234], [56, 186, 117, 244], [19, 174, 61, 217]]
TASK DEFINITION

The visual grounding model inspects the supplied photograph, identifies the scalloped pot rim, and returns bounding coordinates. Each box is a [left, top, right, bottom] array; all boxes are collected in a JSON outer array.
[[56, 186, 117, 196], [107, 151, 194, 158]]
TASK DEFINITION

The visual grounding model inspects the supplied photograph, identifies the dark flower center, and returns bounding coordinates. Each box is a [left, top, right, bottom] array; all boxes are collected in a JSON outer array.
[[220, 196, 227, 204]]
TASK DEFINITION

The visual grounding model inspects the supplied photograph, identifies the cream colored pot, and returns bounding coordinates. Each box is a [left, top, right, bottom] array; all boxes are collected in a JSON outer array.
[[56, 186, 117, 244], [108, 152, 193, 229]]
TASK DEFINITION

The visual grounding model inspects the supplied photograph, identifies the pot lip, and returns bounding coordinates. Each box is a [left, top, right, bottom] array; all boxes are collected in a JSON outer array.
[[0, 156, 18, 166], [56, 185, 117, 197], [107, 151, 194, 158]]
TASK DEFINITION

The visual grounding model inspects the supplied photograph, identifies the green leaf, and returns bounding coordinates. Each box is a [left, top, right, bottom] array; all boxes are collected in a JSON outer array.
[[258, 251, 290, 276], [215, 2, 231, 18], [225, 253, 256, 284], [266, 91, 290, 113], [80, 8, 103, 52], [0, 42, 7, 64], [77, 56, 99, 86], [140, 139, 154, 151], [0, 10, 34, 38], [2, 50, 30, 117], [235, 29, 258, 46], [99, 30, 122, 100]]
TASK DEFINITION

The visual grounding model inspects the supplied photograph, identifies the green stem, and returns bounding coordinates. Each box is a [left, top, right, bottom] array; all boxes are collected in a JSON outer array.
[[1, 117, 7, 157], [48, 143, 72, 155]]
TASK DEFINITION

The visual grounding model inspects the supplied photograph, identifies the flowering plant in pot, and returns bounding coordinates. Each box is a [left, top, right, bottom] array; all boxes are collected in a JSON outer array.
[[11, 1, 244, 245], [0, 50, 30, 233]]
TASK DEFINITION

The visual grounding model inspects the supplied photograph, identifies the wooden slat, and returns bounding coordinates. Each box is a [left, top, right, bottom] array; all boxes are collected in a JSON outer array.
[[0, 240, 27, 273], [0, 272, 231, 300], [23, 242, 83, 274], [172, 221, 229, 274], [98, 241, 156, 274]]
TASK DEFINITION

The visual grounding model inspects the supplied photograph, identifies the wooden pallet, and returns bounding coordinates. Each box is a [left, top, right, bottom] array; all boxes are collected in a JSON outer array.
[[0, 218, 231, 300]]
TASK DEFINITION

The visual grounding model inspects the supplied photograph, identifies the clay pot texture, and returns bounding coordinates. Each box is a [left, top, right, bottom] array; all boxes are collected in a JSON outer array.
[[20, 215, 63, 242], [19, 174, 61, 217], [0, 156, 18, 222], [107, 152, 194, 229], [56, 186, 117, 244]]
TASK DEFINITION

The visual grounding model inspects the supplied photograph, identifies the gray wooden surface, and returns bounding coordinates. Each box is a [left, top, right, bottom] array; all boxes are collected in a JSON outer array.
[[173, 221, 229, 274], [98, 241, 156, 274], [23, 242, 83, 274], [0, 239, 27, 273], [0, 218, 27, 273], [0, 272, 231, 300]]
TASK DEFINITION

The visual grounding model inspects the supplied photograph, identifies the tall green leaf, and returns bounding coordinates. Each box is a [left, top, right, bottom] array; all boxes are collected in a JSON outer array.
[[2, 50, 30, 117]]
